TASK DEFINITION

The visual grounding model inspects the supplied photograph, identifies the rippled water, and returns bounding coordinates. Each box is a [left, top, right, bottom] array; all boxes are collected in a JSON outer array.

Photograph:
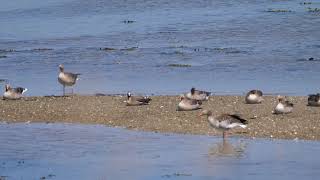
[[0, 123, 320, 180], [0, 0, 320, 96]]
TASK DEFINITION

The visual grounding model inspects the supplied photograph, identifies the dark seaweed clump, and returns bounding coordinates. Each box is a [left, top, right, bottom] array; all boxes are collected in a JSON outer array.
[[266, 9, 292, 12], [307, 7, 320, 12], [300, 2, 312, 5], [123, 20, 136, 24], [168, 64, 192, 67], [31, 48, 53, 51], [100, 47, 138, 51]]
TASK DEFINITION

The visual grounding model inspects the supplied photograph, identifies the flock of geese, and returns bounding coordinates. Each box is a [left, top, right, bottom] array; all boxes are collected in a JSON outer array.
[[2, 64, 320, 138]]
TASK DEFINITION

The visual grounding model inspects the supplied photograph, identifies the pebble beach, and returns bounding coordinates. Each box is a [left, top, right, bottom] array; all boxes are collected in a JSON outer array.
[[1, 95, 319, 141]]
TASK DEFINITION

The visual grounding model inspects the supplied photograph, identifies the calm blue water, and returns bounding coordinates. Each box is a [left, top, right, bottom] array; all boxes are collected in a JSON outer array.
[[0, 123, 320, 180], [0, 0, 320, 96]]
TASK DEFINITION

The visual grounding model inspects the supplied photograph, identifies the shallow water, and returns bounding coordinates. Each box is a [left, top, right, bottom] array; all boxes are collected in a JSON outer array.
[[0, 0, 320, 96], [0, 123, 320, 180]]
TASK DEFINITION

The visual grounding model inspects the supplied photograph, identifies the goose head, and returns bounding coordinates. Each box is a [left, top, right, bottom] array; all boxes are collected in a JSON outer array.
[[191, 87, 196, 95], [59, 64, 64, 72], [277, 95, 285, 103], [179, 94, 185, 101], [5, 84, 11, 92]]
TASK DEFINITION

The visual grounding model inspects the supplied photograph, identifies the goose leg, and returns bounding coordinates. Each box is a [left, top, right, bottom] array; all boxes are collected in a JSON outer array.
[[223, 131, 227, 139], [63, 85, 65, 96]]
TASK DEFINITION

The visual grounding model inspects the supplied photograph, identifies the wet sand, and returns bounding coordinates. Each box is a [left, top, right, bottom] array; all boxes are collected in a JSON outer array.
[[0, 95, 319, 140]]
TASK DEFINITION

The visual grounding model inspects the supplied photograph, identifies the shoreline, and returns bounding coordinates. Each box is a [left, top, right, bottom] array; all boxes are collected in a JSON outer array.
[[0, 95, 319, 141]]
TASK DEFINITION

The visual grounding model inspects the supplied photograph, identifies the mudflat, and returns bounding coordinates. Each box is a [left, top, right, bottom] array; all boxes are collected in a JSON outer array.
[[0, 95, 319, 140]]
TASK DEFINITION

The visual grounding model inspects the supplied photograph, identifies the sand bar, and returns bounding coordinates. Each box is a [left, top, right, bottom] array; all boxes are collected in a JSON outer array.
[[0, 95, 319, 141]]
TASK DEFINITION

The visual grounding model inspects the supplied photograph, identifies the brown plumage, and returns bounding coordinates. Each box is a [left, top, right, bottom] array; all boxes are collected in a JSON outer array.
[[308, 93, 320, 106], [199, 110, 248, 138], [3, 84, 28, 100], [177, 96, 202, 111], [58, 64, 81, 96]]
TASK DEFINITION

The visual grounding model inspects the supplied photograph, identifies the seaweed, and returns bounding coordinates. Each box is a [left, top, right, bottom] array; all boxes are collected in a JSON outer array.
[[266, 9, 292, 13], [168, 64, 192, 67], [307, 7, 320, 12]]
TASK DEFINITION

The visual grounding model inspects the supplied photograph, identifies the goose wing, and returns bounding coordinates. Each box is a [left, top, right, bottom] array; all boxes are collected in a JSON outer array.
[[14, 87, 27, 94], [195, 90, 211, 96], [284, 101, 294, 107], [64, 72, 81, 80], [136, 96, 152, 103], [247, 90, 263, 96], [308, 94, 320, 102]]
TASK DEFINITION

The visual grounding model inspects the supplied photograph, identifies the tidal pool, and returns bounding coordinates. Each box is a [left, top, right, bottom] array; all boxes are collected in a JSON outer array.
[[0, 123, 319, 180]]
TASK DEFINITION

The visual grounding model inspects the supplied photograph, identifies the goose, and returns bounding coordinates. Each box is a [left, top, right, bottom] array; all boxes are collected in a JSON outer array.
[[245, 90, 263, 104], [185, 87, 211, 101], [199, 110, 248, 139], [177, 96, 202, 111], [126, 92, 152, 106], [308, 93, 320, 106], [273, 95, 293, 114], [58, 64, 81, 96], [3, 84, 28, 100]]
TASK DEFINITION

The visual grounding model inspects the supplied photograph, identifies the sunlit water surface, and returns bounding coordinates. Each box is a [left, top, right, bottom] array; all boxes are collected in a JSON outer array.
[[0, 0, 320, 96]]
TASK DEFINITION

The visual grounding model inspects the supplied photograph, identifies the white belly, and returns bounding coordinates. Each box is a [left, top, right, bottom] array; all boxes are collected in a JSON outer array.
[[274, 103, 292, 114], [178, 101, 199, 110], [3, 91, 20, 99]]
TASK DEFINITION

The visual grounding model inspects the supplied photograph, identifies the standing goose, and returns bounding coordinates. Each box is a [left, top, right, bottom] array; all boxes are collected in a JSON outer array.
[[185, 87, 211, 101], [3, 84, 28, 100], [199, 109, 248, 139], [245, 90, 263, 104], [177, 96, 202, 111], [58, 64, 81, 96], [126, 92, 152, 106], [273, 95, 293, 114], [308, 93, 320, 106]]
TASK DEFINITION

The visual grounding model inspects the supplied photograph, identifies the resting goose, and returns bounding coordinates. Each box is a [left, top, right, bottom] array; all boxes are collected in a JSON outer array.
[[199, 109, 248, 138], [3, 84, 28, 100], [185, 87, 211, 101], [126, 92, 152, 106], [308, 94, 320, 106], [177, 96, 202, 111], [58, 64, 81, 96], [273, 95, 293, 114], [245, 90, 263, 104]]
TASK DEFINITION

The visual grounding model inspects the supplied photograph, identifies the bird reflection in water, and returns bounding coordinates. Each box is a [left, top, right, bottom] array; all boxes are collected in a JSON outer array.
[[208, 139, 247, 157]]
